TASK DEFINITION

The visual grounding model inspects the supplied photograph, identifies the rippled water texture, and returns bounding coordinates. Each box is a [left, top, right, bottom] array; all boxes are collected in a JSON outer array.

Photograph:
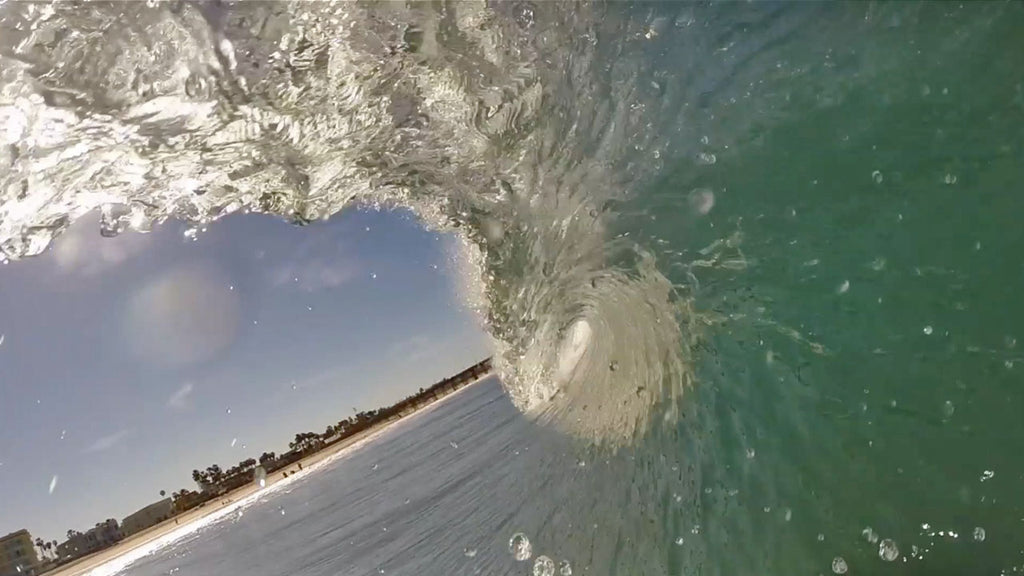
[[3, 2, 1024, 575]]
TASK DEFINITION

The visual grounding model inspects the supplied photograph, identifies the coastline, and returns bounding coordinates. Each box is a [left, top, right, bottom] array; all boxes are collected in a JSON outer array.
[[45, 373, 493, 576]]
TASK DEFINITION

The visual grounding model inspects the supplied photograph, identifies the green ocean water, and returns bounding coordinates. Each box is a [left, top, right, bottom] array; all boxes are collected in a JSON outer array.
[[632, 3, 1024, 573]]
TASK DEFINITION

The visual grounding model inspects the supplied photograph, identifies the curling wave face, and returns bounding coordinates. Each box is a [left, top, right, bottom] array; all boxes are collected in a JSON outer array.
[[0, 1, 701, 444]]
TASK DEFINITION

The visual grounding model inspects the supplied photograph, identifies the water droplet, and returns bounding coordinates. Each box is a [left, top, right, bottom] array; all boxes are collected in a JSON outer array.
[[697, 152, 717, 165], [878, 539, 899, 561], [688, 188, 715, 215], [675, 536, 685, 546], [872, 170, 884, 184], [609, 361, 619, 372], [48, 475, 58, 494], [973, 527, 986, 542], [372, 463, 379, 471], [746, 448, 756, 459], [558, 560, 573, 576], [371, 273, 377, 279], [943, 401, 955, 418], [449, 441, 459, 449], [691, 524, 701, 535], [230, 438, 237, 447], [784, 508, 792, 522], [923, 325, 933, 335], [832, 556, 848, 574], [944, 173, 957, 184], [533, 555, 554, 576], [817, 533, 825, 542], [280, 508, 286, 515], [837, 280, 850, 294], [980, 470, 994, 482], [509, 533, 532, 561], [226, 408, 232, 415], [463, 548, 477, 558]]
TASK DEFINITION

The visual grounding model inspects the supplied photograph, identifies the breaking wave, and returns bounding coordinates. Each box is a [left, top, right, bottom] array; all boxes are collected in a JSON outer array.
[[0, 1, 708, 443]]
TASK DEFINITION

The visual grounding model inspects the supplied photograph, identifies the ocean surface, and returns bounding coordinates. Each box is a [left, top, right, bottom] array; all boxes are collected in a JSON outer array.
[[114, 377, 599, 576], [3, 1, 1024, 575]]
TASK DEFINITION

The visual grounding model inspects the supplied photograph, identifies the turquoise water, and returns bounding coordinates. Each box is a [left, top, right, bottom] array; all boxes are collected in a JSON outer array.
[[2, 1, 1024, 574]]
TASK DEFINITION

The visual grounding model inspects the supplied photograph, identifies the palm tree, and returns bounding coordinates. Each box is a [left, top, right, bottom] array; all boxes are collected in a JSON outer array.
[[206, 464, 223, 484]]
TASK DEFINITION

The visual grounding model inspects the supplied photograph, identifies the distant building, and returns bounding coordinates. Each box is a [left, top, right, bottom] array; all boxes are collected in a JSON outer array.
[[0, 530, 39, 576], [56, 520, 122, 562], [121, 499, 173, 537]]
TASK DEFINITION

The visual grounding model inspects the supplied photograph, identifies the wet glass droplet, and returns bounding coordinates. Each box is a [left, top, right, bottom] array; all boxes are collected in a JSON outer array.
[[533, 555, 555, 576], [872, 170, 883, 184], [558, 560, 573, 576], [832, 556, 848, 574], [878, 538, 899, 561], [509, 533, 532, 561], [973, 527, 985, 542]]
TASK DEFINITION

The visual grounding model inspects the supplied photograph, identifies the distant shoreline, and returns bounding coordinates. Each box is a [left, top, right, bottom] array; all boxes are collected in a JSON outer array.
[[44, 373, 493, 576]]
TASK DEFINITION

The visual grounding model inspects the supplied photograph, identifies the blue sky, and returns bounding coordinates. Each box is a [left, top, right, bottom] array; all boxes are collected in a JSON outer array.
[[0, 208, 491, 543]]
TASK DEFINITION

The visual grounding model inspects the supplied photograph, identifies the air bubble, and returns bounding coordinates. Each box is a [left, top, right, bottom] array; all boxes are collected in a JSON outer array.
[[509, 533, 532, 561]]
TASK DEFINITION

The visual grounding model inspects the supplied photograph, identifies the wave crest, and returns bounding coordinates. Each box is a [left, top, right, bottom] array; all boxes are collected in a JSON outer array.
[[0, 1, 689, 443]]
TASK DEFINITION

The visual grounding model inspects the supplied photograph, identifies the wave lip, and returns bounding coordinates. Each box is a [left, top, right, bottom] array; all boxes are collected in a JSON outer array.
[[0, 1, 690, 443]]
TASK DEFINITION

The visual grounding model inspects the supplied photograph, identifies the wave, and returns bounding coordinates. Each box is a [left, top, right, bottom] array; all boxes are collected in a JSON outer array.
[[0, 2, 703, 444]]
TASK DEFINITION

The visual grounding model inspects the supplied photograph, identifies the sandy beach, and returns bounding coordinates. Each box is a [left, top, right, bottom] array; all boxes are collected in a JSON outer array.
[[45, 375, 491, 576]]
